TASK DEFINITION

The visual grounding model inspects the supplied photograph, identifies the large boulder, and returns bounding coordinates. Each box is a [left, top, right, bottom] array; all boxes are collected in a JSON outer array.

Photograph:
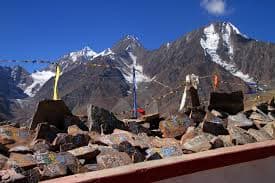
[[87, 105, 127, 134], [159, 114, 194, 138], [228, 113, 254, 128], [208, 91, 244, 115], [31, 100, 73, 130]]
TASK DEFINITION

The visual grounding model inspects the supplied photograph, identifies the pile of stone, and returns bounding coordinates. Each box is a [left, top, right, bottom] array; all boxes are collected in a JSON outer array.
[[0, 96, 275, 182]]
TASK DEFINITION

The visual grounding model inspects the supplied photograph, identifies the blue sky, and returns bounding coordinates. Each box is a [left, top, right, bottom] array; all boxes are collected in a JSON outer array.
[[0, 0, 275, 72]]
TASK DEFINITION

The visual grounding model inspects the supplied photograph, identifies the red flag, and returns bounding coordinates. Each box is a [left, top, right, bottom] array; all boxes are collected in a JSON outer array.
[[137, 108, 145, 115]]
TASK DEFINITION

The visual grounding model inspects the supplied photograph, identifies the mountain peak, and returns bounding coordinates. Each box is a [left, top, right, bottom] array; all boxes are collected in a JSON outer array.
[[64, 46, 97, 62], [210, 22, 249, 39], [112, 35, 143, 53]]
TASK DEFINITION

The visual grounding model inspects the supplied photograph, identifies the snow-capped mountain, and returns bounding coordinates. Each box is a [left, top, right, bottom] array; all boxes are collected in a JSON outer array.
[[200, 22, 254, 83], [2, 22, 275, 121]]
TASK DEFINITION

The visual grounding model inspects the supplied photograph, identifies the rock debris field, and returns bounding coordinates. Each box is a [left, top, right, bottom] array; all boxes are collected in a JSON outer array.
[[0, 93, 275, 183]]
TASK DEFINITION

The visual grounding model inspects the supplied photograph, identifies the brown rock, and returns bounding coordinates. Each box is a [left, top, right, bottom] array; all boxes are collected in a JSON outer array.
[[182, 135, 211, 152], [247, 128, 273, 142], [67, 125, 86, 135], [180, 126, 196, 145], [9, 146, 32, 154], [159, 114, 194, 138], [67, 146, 100, 160], [97, 151, 132, 170], [228, 126, 257, 145], [150, 137, 180, 148]]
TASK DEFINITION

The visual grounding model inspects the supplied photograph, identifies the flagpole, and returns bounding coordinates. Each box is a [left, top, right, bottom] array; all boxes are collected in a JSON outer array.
[[132, 66, 138, 119]]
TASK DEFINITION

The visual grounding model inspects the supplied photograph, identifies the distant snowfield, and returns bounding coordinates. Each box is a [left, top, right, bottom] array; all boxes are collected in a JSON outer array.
[[24, 70, 55, 96], [200, 23, 254, 83]]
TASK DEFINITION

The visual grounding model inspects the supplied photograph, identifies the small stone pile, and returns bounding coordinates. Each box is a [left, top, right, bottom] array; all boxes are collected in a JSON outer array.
[[0, 96, 274, 182]]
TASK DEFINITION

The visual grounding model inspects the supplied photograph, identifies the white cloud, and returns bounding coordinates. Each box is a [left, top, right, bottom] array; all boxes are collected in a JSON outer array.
[[200, 0, 227, 16]]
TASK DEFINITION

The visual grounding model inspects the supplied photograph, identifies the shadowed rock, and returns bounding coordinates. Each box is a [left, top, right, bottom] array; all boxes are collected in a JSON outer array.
[[208, 91, 244, 115], [88, 105, 127, 134], [31, 100, 73, 130]]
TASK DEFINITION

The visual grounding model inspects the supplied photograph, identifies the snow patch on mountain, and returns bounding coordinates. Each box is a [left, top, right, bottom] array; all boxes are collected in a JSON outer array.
[[120, 52, 151, 85], [93, 48, 115, 59], [200, 23, 254, 83], [222, 22, 234, 60], [24, 70, 55, 96]]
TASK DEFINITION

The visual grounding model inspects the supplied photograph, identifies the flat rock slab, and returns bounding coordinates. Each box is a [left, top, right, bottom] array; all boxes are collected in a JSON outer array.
[[228, 113, 254, 128], [228, 126, 257, 145], [146, 146, 183, 158], [208, 91, 244, 115], [31, 100, 73, 130], [8, 153, 37, 169], [247, 128, 273, 142], [96, 151, 132, 170], [67, 146, 100, 160], [9, 146, 32, 154], [182, 135, 211, 152]]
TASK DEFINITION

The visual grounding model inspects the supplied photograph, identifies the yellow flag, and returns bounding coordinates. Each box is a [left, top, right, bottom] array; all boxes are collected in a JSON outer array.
[[53, 64, 61, 100]]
